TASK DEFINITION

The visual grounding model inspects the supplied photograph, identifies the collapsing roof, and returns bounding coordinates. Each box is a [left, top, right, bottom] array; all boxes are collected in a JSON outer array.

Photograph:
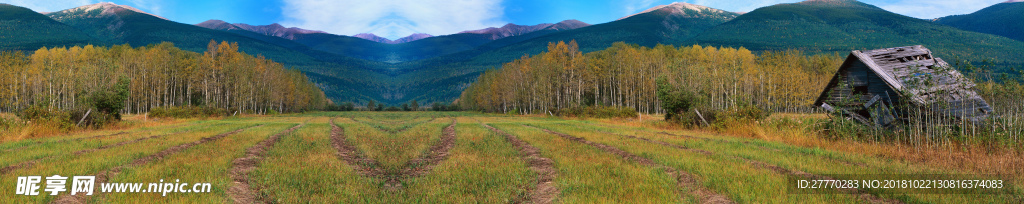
[[814, 45, 992, 128]]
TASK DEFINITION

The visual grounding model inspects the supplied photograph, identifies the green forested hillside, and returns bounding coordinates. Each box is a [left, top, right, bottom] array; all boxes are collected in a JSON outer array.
[[378, 3, 740, 104], [0, 4, 94, 50], [291, 32, 494, 63], [467, 4, 739, 65], [690, 0, 1024, 65], [935, 2, 1024, 42], [44, 4, 320, 66]]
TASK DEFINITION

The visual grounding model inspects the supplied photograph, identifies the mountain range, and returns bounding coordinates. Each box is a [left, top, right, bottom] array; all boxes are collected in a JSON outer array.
[[1, 0, 1023, 106], [352, 33, 434, 44], [196, 20, 326, 40], [934, 1, 1024, 42]]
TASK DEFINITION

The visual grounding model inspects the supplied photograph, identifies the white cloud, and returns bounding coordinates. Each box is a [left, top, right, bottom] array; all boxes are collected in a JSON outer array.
[[280, 0, 506, 39], [688, 0, 791, 13], [125, 0, 163, 16], [623, 0, 657, 16], [876, 0, 1006, 19], [0, 0, 94, 12]]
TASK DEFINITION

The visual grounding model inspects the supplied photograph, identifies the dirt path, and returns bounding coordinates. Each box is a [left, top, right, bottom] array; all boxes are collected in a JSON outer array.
[[595, 130, 901, 204], [385, 118, 457, 191], [329, 118, 386, 177], [481, 122, 559, 204], [330, 118, 458, 192], [227, 122, 305, 204], [0, 131, 186, 175], [51, 125, 261, 204], [529, 125, 734, 204]]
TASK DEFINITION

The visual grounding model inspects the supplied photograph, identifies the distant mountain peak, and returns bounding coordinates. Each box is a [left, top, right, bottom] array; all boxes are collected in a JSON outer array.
[[394, 33, 433, 44], [544, 19, 590, 31], [619, 2, 734, 20], [353, 33, 433, 44], [196, 19, 240, 30], [797, 0, 874, 8], [1005, 0, 1024, 3], [62, 2, 167, 20], [459, 23, 565, 40], [354, 33, 392, 43], [194, 20, 325, 40]]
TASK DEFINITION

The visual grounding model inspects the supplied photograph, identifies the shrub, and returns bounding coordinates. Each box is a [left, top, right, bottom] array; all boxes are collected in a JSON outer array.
[[69, 108, 118, 128], [656, 77, 702, 122], [676, 108, 718, 128], [149, 106, 227, 119], [558, 106, 638, 119], [88, 77, 130, 120], [17, 105, 74, 131], [0, 115, 23, 131], [708, 105, 771, 129]]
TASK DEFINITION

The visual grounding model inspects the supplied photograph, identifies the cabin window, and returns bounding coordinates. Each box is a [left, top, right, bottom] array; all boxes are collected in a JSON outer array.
[[853, 86, 869, 95]]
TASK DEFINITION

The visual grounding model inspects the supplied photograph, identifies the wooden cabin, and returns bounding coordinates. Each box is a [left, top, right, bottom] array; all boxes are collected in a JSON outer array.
[[814, 45, 993, 128]]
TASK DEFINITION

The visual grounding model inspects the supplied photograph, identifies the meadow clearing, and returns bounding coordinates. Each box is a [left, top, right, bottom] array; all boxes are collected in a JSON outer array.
[[1, 112, 1021, 203]]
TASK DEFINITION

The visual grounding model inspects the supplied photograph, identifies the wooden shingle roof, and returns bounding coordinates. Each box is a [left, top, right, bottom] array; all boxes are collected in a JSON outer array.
[[825, 45, 978, 105]]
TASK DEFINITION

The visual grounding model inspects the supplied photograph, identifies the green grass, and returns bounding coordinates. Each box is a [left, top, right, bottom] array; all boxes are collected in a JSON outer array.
[[0, 121, 257, 203], [100, 121, 299, 203], [397, 119, 533, 202], [489, 123, 680, 203], [1, 111, 1018, 203], [253, 117, 386, 203], [536, 120, 1023, 203]]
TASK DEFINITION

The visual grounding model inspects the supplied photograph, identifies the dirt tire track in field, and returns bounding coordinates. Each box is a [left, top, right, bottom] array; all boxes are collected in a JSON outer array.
[[329, 118, 386, 177], [51, 125, 261, 204], [482, 123, 559, 204], [402, 118, 457, 177], [385, 118, 457, 191], [0, 131, 187, 175], [528, 125, 734, 204], [597, 130, 901, 204], [227, 122, 306, 204]]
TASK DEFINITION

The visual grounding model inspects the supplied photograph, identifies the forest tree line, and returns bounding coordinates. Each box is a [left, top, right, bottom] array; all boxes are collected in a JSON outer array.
[[460, 41, 1024, 116], [0, 40, 331, 117], [459, 41, 845, 115]]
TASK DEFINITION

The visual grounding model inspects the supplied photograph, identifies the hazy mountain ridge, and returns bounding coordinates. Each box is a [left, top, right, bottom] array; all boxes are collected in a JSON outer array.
[[195, 19, 325, 40], [460, 23, 554, 40], [353, 33, 392, 43], [393, 33, 434, 43], [544, 19, 590, 31]]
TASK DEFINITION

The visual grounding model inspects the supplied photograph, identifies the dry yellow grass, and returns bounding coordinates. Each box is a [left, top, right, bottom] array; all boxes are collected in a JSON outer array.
[[579, 113, 1024, 188]]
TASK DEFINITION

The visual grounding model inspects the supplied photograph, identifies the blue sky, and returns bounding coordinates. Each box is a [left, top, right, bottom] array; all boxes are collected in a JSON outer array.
[[3, 0, 1013, 39]]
